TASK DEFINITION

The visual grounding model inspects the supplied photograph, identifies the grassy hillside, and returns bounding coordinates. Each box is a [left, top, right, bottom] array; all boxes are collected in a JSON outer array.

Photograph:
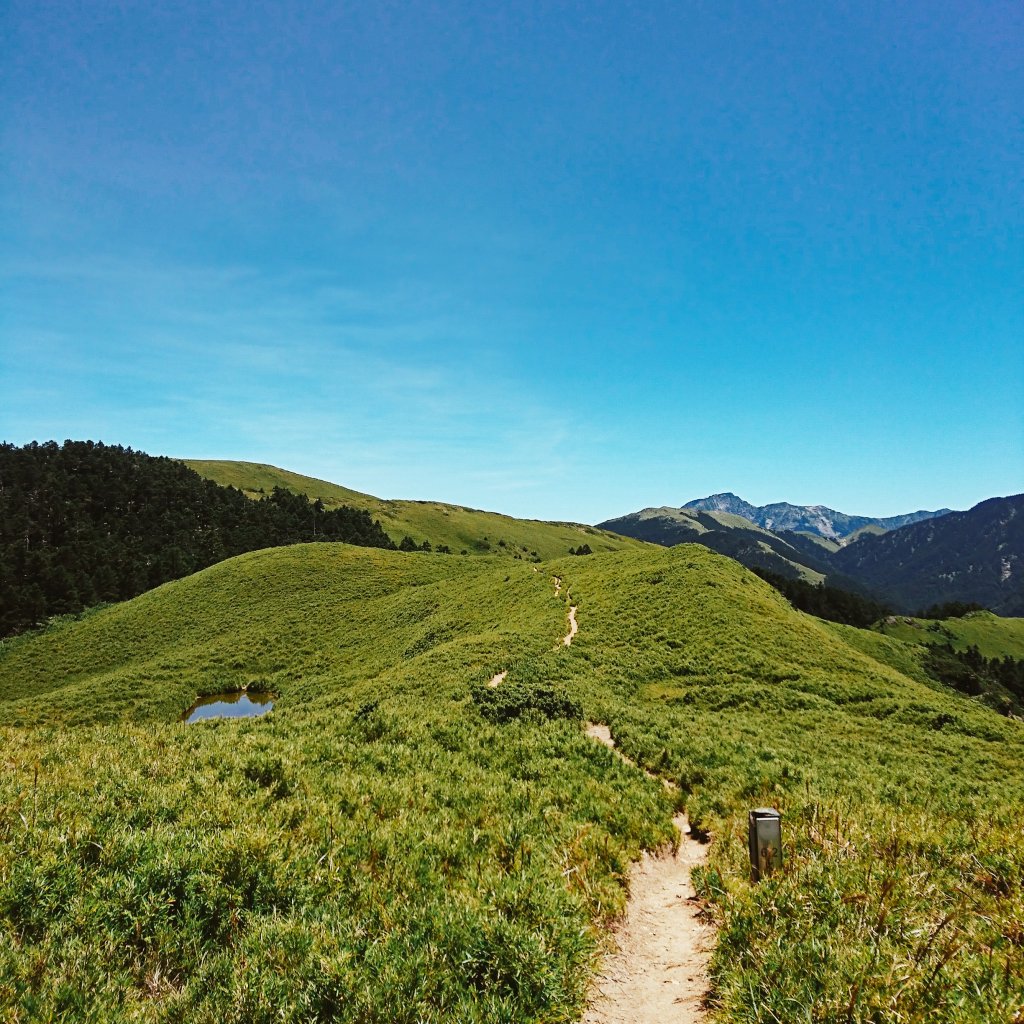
[[184, 459, 641, 560], [789, 530, 842, 553], [0, 443, 395, 638], [874, 610, 1024, 660], [2, 543, 1022, 1022], [181, 460, 383, 510]]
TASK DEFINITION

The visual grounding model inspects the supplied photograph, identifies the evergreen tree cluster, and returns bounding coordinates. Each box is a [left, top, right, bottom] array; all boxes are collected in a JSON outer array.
[[750, 566, 893, 628], [922, 643, 1024, 715], [398, 536, 433, 552], [0, 440, 396, 637], [916, 600, 987, 619]]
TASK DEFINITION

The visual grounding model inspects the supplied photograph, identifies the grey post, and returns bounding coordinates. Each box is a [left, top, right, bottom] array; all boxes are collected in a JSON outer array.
[[748, 808, 782, 881]]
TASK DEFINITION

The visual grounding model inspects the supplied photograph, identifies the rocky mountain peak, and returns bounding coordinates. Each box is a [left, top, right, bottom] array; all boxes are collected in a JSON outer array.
[[681, 494, 952, 541]]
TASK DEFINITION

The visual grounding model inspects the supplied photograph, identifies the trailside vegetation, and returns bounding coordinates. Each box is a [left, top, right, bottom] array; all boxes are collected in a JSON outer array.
[[1, 543, 1022, 1022], [0, 440, 395, 636]]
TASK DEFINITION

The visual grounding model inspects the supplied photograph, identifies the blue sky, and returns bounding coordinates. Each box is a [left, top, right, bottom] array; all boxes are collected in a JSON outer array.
[[3, 1, 1021, 522]]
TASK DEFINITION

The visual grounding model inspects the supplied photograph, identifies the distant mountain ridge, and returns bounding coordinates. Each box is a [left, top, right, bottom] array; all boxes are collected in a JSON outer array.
[[830, 494, 1024, 616], [683, 492, 952, 541], [598, 493, 1024, 616], [595, 505, 843, 585]]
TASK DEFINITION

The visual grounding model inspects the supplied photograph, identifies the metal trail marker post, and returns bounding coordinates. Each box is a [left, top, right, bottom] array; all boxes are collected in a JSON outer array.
[[748, 808, 782, 881]]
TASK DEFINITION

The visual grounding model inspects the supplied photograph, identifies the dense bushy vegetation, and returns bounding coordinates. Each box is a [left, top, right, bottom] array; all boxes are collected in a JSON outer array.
[[922, 642, 1024, 714], [398, 535, 434, 552], [471, 679, 583, 724], [2, 543, 1022, 1021], [751, 566, 892, 627], [0, 441, 395, 636], [917, 600, 987, 619]]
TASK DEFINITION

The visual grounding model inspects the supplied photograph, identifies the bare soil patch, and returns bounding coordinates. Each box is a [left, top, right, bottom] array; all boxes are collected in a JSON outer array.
[[563, 605, 579, 646]]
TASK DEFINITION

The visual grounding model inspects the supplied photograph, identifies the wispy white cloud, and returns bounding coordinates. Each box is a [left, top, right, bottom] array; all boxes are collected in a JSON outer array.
[[2, 250, 591, 516]]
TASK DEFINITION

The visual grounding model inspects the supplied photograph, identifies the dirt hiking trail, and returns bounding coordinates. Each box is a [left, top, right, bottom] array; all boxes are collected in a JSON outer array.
[[553, 576, 578, 647], [563, 604, 579, 646], [583, 724, 713, 1024], [483, 571, 712, 1020], [487, 575, 577, 689]]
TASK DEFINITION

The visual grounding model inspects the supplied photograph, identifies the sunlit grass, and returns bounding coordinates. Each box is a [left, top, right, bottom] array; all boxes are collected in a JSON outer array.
[[2, 543, 1022, 1021], [875, 610, 1024, 660], [184, 459, 645, 560]]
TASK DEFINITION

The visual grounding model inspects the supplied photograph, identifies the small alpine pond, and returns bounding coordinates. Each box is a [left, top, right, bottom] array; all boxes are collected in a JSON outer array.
[[183, 691, 274, 723]]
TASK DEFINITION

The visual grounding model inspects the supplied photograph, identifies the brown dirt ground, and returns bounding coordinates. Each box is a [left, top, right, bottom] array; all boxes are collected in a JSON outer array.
[[582, 724, 713, 1023]]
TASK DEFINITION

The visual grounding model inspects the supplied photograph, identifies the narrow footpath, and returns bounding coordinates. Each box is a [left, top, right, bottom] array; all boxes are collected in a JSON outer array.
[[553, 576, 578, 647], [487, 575, 577, 689], [483, 573, 713, 1021], [583, 724, 712, 1024], [563, 603, 578, 646]]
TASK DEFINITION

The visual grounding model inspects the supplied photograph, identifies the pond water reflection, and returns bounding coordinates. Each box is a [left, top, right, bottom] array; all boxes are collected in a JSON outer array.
[[184, 691, 274, 723]]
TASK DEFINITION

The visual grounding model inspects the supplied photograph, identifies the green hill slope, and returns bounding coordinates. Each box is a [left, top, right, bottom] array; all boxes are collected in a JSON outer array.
[[185, 459, 641, 560], [875, 610, 1024, 660], [0, 442, 395, 638], [2, 543, 1022, 1022], [181, 460, 383, 509], [0, 544, 568, 727]]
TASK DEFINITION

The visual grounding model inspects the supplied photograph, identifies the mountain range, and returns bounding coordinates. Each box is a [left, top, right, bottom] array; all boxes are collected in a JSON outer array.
[[598, 493, 1024, 616], [828, 495, 1023, 615], [681, 492, 951, 542]]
